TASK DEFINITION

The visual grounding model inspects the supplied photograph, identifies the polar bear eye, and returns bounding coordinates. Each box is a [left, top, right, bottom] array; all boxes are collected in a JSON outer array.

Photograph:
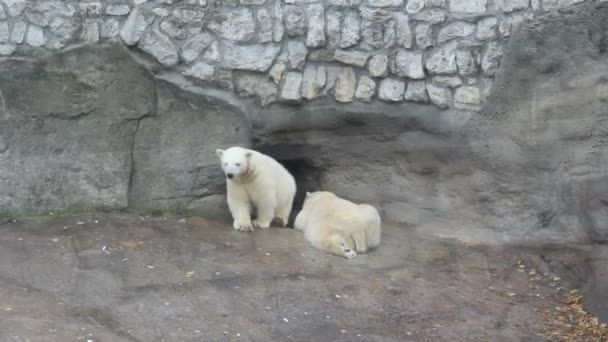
[[236, 163, 240, 166]]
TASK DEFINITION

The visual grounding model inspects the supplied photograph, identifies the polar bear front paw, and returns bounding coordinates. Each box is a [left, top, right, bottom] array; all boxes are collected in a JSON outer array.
[[344, 249, 357, 259], [233, 220, 254, 232], [252, 219, 271, 229], [339, 243, 357, 259]]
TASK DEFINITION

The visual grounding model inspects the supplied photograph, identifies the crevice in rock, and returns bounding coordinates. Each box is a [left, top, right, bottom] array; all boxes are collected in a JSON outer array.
[[29, 107, 99, 120], [125, 69, 160, 210], [125, 112, 155, 209], [150, 192, 223, 201]]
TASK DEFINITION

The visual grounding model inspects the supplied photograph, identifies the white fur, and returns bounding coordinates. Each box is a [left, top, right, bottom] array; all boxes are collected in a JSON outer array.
[[216, 146, 297, 232], [294, 191, 381, 259]]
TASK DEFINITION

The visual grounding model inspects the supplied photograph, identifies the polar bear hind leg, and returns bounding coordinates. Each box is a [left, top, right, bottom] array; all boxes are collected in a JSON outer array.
[[351, 230, 368, 253], [275, 200, 294, 227], [359, 204, 382, 249], [252, 192, 277, 229]]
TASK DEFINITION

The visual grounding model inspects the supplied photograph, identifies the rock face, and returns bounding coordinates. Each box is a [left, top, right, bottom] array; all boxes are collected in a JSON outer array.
[[0, 43, 249, 218], [2, 3, 608, 251], [249, 2, 608, 252]]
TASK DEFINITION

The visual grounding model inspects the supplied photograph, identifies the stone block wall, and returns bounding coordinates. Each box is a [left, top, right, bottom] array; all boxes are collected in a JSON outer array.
[[0, 0, 593, 110]]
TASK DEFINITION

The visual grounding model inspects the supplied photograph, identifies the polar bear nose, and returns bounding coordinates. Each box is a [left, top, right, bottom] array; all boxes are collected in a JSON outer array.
[[226, 173, 234, 179]]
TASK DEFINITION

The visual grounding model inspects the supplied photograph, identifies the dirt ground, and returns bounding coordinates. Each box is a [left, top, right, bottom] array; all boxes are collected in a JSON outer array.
[[0, 213, 601, 342]]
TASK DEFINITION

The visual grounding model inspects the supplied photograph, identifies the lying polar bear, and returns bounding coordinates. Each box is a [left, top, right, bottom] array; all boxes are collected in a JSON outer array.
[[294, 191, 381, 259], [216, 146, 296, 232]]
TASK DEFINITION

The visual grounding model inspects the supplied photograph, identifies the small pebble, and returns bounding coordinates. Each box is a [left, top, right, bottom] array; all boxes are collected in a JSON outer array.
[[335, 295, 341, 298], [4, 308, 12, 311], [77, 222, 84, 225], [52, 238, 59, 242], [17, 238, 23, 241], [283, 318, 289, 322], [236, 333, 241, 337], [215, 272, 221, 275], [326, 315, 331, 319], [147, 265, 155, 269], [265, 253, 271, 256]]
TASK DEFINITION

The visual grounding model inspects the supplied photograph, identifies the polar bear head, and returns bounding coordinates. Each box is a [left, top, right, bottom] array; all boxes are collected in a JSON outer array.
[[301, 191, 337, 209], [216, 146, 252, 180], [304, 191, 335, 201]]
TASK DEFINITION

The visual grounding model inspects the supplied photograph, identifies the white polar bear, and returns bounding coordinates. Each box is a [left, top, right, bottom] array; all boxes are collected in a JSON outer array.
[[216, 146, 297, 232], [294, 191, 381, 259]]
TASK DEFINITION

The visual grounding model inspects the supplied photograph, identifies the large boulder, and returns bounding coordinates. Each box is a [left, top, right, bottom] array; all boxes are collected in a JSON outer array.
[[470, 2, 608, 244], [129, 75, 250, 216], [0, 44, 154, 217], [0, 43, 251, 219]]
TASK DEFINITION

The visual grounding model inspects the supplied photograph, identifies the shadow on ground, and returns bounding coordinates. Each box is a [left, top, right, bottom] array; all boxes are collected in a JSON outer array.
[[0, 213, 601, 342]]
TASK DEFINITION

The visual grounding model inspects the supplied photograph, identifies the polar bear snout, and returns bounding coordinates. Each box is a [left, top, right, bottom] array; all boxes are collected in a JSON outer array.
[[222, 162, 245, 178]]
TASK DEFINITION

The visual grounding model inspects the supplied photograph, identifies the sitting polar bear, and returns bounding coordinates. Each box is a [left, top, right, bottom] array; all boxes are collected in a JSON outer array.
[[216, 146, 296, 232], [294, 191, 381, 259]]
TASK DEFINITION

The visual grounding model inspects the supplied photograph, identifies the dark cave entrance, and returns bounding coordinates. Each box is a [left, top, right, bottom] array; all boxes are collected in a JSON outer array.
[[254, 143, 324, 227]]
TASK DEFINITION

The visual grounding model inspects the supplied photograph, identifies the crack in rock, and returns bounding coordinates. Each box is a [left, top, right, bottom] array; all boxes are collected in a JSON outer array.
[[41, 107, 99, 120], [150, 192, 223, 201], [126, 111, 155, 209]]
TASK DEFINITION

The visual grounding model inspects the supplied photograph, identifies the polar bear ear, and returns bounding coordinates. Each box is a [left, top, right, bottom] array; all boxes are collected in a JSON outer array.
[[305, 191, 311, 197], [216, 149, 224, 159]]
